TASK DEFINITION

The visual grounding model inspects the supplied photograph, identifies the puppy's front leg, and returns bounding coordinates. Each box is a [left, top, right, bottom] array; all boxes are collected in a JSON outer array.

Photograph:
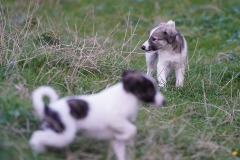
[[111, 140, 126, 160], [112, 121, 136, 141], [157, 63, 170, 87], [146, 51, 158, 76], [175, 65, 185, 87]]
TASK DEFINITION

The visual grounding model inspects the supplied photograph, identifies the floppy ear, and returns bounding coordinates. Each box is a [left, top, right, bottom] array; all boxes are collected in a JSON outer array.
[[167, 20, 175, 28], [121, 70, 137, 79], [172, 33, 184, 53], [122, 70, 143, 92], [164, 27, 177, 44]]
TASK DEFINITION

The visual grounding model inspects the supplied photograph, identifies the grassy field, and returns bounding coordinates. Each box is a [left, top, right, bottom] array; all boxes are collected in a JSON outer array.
[[0, 0, 240, 160]]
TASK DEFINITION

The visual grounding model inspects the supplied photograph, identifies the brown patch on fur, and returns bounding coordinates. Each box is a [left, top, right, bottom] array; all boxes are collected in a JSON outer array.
[[42, 105, 65, 133], [68, 99, 89, 119]]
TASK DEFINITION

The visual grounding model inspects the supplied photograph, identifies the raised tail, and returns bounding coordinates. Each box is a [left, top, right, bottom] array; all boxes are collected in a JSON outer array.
[[32, 86, 59, 119]]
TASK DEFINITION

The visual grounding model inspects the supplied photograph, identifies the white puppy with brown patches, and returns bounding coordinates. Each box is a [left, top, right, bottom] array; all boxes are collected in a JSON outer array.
[[29, 70, 166, 160], [141, 20, 188, 88]]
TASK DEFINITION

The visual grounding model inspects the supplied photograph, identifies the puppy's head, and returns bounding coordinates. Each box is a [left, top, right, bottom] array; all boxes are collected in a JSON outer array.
[[122, 70, 166, 107], [141, 20, 179, 52]]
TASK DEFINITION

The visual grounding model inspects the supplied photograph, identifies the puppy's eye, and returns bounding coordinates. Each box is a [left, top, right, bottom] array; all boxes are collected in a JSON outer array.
[[151, 37, 157, 41], [163, 31, 167, 36]]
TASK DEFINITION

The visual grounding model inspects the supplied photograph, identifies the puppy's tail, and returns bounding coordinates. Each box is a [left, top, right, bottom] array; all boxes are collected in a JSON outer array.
[[32, 86, 59, 119]]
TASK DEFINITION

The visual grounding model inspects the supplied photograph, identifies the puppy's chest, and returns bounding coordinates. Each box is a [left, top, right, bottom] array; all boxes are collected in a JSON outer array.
[[158, 50, 185, 64]]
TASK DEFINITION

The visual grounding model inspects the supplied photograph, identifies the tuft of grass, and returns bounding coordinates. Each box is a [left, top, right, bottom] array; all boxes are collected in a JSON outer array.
[[0, 0, 240, 160]]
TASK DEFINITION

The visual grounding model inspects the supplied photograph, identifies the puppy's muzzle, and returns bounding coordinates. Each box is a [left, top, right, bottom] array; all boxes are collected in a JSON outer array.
[[141, 45, 146, 50], [141, 40, 157, 51], [154, 93, 166, 107], [141, 40, 151, 51]]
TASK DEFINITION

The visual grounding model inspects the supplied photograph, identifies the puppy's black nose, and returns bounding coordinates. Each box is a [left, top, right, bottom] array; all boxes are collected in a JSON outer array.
[[141, 45, 146, 50], [162, 99, 166, 106]]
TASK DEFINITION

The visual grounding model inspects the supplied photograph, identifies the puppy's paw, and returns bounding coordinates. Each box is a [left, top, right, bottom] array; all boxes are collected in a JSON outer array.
[[175, 83, 183, 88], [158, 83, 167, 91], [29, 131, 45, 153]]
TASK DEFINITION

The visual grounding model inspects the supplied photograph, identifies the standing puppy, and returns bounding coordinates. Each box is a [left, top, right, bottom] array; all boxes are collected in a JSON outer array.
[[29, 70, 166, 160], [141, 20, 188, 87]]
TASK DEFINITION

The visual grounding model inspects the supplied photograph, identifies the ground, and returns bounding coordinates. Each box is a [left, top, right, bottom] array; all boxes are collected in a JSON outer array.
[[0, 0, 240, 160]]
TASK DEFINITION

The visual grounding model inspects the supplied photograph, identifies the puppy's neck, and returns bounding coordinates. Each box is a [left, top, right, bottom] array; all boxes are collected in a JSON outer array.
[[100, 83, 139, 104]]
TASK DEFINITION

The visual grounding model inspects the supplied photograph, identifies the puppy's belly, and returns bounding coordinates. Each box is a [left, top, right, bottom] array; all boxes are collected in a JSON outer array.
[[83, 129, 114, 140]]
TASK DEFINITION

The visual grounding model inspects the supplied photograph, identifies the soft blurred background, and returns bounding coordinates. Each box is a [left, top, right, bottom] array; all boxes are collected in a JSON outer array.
[[0, 0, 239, 160]]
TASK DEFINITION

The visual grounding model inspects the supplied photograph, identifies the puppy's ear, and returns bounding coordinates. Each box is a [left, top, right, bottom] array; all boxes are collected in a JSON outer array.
[[122, 70, 144, 93], [167, 20, 175, 28], [121, 70, 129, 78], [121, 70, 137, 78], [164, 27, 177, 44], [172, 33, 184, 53]]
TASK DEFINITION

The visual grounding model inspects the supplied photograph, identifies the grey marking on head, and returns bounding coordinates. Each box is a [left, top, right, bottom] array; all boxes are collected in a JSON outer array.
[[122, 70, 157, 103], [146, 21, 184, 53]]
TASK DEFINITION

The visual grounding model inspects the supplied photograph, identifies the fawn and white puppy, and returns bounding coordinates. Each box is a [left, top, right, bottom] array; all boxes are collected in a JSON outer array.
[[29, 70, 166, 160], [141, 20, 188, 87]]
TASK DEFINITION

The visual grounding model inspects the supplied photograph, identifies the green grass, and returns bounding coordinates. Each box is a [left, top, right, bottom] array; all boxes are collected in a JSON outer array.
[[0, 0, 240, 159]]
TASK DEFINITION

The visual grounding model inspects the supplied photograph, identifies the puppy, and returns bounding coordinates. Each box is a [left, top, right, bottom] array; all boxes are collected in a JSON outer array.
[[141, 20, 188, 87], [29, 70, 166, 160]]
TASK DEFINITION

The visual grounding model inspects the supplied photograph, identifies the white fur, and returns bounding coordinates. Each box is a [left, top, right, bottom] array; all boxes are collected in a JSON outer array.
[[142, 20, 188, 87], [156, 39, 187, 87], [32, 86, 59, 119], [29, 76, 165, 160]]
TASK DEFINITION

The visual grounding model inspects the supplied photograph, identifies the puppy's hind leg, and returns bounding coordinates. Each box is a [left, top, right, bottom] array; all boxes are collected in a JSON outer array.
[[146, 51, 158, 76], [111, 140, 126, 160], [29, 127, 77, 152]]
